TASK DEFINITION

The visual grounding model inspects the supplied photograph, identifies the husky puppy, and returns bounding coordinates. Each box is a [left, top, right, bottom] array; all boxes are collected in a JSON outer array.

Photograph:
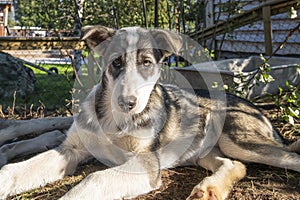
[[0, 26, 299, 200]]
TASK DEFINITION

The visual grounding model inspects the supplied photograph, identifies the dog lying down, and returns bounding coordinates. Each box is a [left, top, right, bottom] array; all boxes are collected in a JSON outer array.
[[0, 26, 300, 200]]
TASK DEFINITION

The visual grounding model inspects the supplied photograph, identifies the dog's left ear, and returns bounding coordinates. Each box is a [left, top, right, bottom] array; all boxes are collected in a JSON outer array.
[[81, 25, 116, 54], [150, 29, 182, 57]]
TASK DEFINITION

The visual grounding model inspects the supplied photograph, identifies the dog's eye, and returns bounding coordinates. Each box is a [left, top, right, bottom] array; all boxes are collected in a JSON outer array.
[[112, 57, 122, 68], [143, 59, 152, 67]]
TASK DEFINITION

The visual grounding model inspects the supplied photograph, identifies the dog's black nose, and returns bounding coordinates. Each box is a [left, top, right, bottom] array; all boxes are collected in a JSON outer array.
[[118, 95, 137, 111]]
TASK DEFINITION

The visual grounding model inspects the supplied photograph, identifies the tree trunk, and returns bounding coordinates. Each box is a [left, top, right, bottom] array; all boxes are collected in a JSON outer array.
[[0, 117, 73, 145], [0, 130, 66, 167], [142, 0, 148, 28], [73, 0, 85, 72], [154, 0, 159, 27], [111, 0, 120, 29]]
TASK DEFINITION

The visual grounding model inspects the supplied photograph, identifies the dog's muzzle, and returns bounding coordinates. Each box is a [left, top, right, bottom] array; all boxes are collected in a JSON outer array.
[[118, 95, 137, 112]]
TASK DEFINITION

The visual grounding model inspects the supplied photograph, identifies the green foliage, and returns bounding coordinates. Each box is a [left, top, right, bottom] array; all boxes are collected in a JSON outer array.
[[274, 81, 300, 126], [226, 55, 299, 128], [1, 64, 74, 114], [14, 0, 206, 32], [204, 48, 215, 60], [226, 54, 274, 98], [28, 64, 74, 109], [288, 7, 298, 19], [219, 0, 243, 14], [257, 54, 275, 84], [16, 0, 66, 29]]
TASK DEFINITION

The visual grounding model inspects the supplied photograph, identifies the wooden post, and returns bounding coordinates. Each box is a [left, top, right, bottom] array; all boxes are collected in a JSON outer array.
[[205, 0, 214, 28], [262, 5, 273, 56]]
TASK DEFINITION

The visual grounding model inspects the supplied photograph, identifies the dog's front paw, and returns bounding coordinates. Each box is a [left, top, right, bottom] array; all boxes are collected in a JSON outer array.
[[61, 168, 155, 200], [187, 185, 221, 200]]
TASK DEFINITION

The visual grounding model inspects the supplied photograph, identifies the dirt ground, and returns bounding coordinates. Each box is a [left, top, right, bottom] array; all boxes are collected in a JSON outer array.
[[5, 108, 300, 200], [7, 159, 300, 200]]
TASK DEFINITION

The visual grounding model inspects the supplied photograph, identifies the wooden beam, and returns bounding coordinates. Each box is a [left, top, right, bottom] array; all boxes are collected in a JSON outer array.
[[262, 6, 273, 56], [0, 37, 85, 50], [190, 0, 300, 42]]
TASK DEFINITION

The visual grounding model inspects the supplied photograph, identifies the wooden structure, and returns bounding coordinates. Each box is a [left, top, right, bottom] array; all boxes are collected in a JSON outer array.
[[0, 37, 85, 64], [0, 37, 85, 50], [0, 36, 85, 67], [190, 0, 300, 57], [0, 0, 12, 36]]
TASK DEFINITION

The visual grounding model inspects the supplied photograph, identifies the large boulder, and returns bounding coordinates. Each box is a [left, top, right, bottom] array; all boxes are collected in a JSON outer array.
[[0, 52, 36, 99]]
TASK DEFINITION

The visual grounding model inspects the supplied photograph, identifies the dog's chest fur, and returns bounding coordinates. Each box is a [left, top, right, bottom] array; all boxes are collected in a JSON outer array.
[[76, 82, 210, 167]]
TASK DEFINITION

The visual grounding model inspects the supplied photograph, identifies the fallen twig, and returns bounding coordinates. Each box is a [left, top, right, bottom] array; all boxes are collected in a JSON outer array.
[[0, 130, 66, 167], [0, 117, 73, 145]]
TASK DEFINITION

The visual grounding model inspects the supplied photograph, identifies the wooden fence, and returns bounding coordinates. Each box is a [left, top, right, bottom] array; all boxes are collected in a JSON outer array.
[[190, 0, 300, 56]]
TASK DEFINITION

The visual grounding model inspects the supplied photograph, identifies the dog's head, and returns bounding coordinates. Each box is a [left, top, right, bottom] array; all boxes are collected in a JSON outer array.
[[82, 26, 182, 115]]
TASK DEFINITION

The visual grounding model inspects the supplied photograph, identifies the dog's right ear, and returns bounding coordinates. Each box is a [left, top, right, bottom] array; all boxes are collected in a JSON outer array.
[[150, 29, 182, 57], [81, 26, 115, 54]]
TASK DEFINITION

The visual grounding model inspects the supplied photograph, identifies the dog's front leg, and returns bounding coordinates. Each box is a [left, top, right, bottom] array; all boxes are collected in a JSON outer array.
[[0, 126, 90, 199], [187, 147, 246, 200], [61, 154, 161, 200], [0, 147, 84, 199]]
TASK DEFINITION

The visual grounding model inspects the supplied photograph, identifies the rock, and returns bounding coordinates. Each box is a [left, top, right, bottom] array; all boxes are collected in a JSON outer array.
[[0, 52, 36, 99]]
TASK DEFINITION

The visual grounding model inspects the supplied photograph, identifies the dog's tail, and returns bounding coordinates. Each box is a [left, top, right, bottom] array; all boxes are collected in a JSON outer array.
[[286, 140, 300, 154]]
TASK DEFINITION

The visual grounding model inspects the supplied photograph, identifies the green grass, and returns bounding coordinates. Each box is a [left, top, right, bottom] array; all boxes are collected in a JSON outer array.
[[32, 64, 74, 108], [1, 64, 75, 115]]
